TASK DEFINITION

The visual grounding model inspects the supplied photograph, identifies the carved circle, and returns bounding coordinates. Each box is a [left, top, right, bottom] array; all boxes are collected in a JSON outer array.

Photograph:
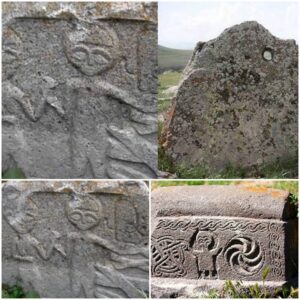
[[224, 236, 264, 276], [63, 24, 120, 76], [65, 193, 102, 231]]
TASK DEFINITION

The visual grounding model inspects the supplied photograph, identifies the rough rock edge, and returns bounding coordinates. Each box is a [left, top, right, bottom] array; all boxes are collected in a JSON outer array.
[[151, 277, 290, 298], [2, 2, 157, 24], [2, 180, 149, 197], [182, 20, 297, 84]]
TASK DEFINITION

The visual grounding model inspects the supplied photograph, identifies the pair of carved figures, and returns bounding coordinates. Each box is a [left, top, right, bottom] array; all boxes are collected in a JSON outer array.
[[2, 21, 156, 178], [3, 188, 148, 298]]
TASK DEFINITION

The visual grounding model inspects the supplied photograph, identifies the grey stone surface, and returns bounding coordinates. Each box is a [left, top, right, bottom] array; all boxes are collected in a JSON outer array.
[[2, 181, 149, 298], [151, 278, 289, 298], [2, 2, 157, 179], [161, 21, 298, 172], [151, 185, 298, 297]]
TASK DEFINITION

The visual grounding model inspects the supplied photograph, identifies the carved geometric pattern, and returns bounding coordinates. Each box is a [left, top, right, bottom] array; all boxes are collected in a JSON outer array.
[[268, 223, 283, 277], [224, 236, 264, 276], [151, 236, 189, 277], [156, 218, 269, 232], [152, 217, 286, 281]]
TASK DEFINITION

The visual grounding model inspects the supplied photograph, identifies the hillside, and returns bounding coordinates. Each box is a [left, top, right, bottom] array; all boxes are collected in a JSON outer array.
[[158, 45, 193, 73]]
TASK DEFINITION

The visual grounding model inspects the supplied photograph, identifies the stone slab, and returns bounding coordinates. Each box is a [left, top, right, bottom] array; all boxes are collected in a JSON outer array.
[[161, 21, 298, 172], [151, 278, 289, 298], [2, 180, 149, 298], [151, 186, 298, 289], [2, 2, 157, 178], [151, 185, 294, 222]]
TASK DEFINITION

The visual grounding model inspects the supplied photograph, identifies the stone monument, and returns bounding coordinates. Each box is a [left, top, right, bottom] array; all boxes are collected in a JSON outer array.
[[161, 21, 298, 173], [2, 2, 157, 178], [151, 185, 298, 297], [2, 180, 149, 298]]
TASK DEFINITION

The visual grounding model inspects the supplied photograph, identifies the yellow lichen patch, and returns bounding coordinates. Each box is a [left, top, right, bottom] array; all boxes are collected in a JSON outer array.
[[240, 185, 286, 198]]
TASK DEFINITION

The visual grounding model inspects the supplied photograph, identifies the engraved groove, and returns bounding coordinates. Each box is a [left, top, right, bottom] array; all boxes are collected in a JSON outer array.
[[157, 219, 268, 232], [224, 236, 264, 276]]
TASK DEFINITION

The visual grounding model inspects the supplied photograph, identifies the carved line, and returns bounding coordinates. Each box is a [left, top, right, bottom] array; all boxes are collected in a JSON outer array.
[[156, 219, 269, 233], [268, 223, 283, 277], [224, 236, 264, 276], [151, 236, 188, 278]]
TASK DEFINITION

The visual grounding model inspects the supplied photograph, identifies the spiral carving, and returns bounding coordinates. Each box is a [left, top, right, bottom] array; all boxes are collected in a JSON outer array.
[[225, 236, 264, 276]]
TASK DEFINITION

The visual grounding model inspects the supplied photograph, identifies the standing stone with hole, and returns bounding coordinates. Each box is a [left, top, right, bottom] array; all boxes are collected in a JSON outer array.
[[2, 181, 149, 298], [2, 2, 157, 178], [151, 185, 298, 297], [161, 21, 298, 174]]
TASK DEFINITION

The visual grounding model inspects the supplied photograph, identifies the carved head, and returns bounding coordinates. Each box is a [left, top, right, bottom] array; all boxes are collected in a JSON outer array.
[[2, 27, 22, 80], [66, 194, 102, 230], [195, 231, 214, 250], [63, 24, 119, 76], [3, 187, 38, 234]]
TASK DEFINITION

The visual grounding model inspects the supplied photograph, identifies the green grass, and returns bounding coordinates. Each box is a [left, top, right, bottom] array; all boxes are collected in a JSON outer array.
[[159, 71, 182, 90], [158, 140, 298, 179], [259, 157, 298, 178], [158, 99, 172, 114], [2, 284, 39, 298], [158, 45, 193, 73], [191, 266, 297, 298], [2, 168, 26, 179], [158, 71, 182, 114], [152, 180, 298, 205], [152, 180, 237, 190]]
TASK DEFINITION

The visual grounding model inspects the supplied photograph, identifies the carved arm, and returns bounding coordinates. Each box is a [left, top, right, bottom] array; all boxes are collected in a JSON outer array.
[[12, 238, 34, 262]]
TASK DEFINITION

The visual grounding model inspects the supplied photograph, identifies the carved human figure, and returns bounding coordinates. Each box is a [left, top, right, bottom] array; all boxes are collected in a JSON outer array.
[[115, 199, 148, 244], [2, 27, 65, 122], [3, 188, 66, 290], [65, 193, 147, 297], [2, 27, 65, 174], [3, 190, 66, 262], [192, 231, 221, 279], [64, 23, 156, 178]]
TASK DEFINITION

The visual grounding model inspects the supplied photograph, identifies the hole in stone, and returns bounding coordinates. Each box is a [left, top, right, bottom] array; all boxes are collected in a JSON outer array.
[[262, 47, 273, 61]]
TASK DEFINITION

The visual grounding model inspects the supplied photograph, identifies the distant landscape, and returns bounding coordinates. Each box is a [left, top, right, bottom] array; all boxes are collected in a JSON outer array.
[[158, 45, 193, 115], [158, 45, 193, 74]]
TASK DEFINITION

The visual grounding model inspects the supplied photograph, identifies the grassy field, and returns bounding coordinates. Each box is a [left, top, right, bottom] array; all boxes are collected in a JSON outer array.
[[158, 45, 193, 73], [158, 71, 182, 114]]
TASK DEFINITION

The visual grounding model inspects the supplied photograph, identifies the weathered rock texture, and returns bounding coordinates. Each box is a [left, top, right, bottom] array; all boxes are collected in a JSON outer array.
[[2, 181, 149, 298], [2, 2, 157, 178], [161, 21, 298, 173], [151, 185, 298, 297]]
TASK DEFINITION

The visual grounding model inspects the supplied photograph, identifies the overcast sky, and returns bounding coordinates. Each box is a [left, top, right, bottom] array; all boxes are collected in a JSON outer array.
[[158, 1, 299, 49]]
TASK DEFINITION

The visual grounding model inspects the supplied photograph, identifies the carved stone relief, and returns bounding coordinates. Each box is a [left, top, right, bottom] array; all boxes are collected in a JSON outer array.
[[2, 181, 149, 298], [2, 2, 157, 178], [151, 185, 298, 292], [151, 217, 284, 281]]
